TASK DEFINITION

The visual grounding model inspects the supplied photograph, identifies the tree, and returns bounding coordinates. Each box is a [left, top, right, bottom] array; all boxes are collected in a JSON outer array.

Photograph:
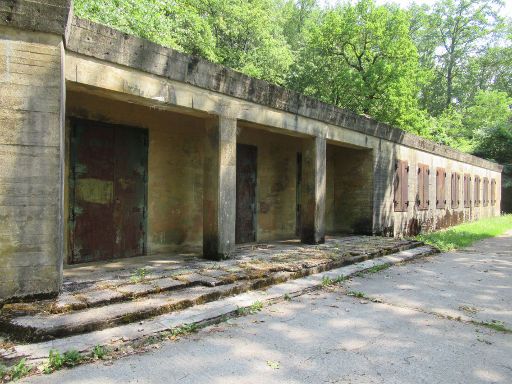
[[73, 0, 293, 84], [411, 0, 504, 115], [289, 0, 426, 132]]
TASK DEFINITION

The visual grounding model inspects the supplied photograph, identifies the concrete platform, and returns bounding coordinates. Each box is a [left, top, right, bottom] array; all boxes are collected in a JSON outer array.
[[0, 236, 426, 342]]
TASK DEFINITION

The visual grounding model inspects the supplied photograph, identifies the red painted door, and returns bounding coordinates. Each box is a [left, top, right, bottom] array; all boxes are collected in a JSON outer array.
[[236, 144, 257, 244], [70, 119, 148, 264]]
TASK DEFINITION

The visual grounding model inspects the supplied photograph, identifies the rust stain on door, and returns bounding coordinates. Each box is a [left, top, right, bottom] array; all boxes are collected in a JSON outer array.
[[69, 119, 148, 264]]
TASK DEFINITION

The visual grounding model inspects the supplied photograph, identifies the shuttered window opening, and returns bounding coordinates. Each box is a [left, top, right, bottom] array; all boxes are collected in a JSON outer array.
[[463, 174, 471, 208], [416, 164, 429, 210], [436, 167, 447, 209], [483, 177, 489, 207], [451, 172, 461, 209], [474, 176, 481, 207], [491, 179, 496, 206], [394, 160, 409, 212]]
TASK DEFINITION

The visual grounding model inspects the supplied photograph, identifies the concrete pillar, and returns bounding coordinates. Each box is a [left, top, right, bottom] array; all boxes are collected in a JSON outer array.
[[0, 0, 71, 302], [203, 116, 237, 260], [301, 136, 326, 244]]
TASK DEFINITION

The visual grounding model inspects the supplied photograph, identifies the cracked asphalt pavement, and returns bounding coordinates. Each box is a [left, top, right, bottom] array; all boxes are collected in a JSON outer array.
[[24, 231, 512, 383]]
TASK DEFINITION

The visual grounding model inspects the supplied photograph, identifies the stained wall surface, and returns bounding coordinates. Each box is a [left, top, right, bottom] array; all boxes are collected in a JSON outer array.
[[0, 27, 64, 300]]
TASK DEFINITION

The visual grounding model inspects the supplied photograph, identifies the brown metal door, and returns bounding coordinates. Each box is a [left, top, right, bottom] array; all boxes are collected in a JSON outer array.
[[113, 126, 148, 258], [70, 119, 148, 263], [236, 144, 257, 243]]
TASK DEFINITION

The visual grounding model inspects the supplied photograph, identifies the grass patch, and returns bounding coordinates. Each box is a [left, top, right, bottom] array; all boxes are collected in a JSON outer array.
[[415, 214, 512, 252]]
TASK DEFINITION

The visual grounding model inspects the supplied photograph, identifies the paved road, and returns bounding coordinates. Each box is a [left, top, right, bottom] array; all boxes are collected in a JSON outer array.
[[24, 231, 512, 384]]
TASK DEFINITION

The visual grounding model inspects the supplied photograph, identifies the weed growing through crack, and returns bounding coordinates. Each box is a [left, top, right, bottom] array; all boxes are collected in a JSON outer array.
[[283, 293, 291, 301], [11, 359, 30, 380], [130, 268, 148, 283], [322, 275, 347, 286], [237, 301, 264, 316], [91, 345, 108, 360], [4, 358, 32, 381], [347, 291, 368, 299], [364, 264, 391, 274], [43, 349, 83, 374], [170, 323, 199, 338], [475, 320, 512, 334]]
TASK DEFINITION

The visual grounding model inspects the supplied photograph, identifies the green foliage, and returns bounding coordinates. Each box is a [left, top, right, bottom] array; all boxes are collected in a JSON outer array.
[[170, 323, 199, 337], [237, 301, 264, 315], [44, 349, 84, 373], [364, 264, 391, 274], [73, 0, 511, 192], [289, 0, 426, 131], [91, 345, 108, 360], [74, 0, 293, 84], [9, 359, 31, 381], [321, 275, 347, 286], [130, 267, 148, 282], [416, 215, 512, 251], [347, 291, 368, 299], [475, 319, 512, 333]]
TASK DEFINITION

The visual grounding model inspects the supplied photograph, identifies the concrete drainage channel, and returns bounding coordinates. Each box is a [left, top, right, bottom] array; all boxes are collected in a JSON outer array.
[[0, 244, 437, 368]]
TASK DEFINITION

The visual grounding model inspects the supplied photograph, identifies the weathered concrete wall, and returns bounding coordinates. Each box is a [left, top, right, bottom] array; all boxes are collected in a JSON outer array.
[[326, 145, 373, 234], [373, 140, 502, 236], [0, 26, 64, 300], [237, 126, 302, 241], [66, 91, 205, 256]]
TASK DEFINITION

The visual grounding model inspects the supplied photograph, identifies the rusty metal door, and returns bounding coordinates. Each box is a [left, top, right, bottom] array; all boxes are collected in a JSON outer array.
[[296, 152, 302, 236], [70, 119, 148, 263], [236, 144, 257, 243]]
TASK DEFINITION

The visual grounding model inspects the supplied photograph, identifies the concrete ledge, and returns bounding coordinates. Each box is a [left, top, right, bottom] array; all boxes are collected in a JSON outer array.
[[0, 0, 71, 36], [64, 16, 501, 172]]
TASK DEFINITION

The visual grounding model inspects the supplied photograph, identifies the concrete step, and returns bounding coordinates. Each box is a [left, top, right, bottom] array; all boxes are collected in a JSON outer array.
[[0, 240, 430, 342]]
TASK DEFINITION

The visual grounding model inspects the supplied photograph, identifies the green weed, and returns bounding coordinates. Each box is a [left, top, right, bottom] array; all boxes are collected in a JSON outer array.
[[130, 268, 148, 283], [43, 349, 83, 374], [91, 345, 108, 360], [475, 320, 512, 334], [321, 275, 347, 286], [347, 291, 368, 299], [170, 323, 199, 337], [9, 359, 31, 380], [237, 301, 264, 316], [364, 264, 391, 274]]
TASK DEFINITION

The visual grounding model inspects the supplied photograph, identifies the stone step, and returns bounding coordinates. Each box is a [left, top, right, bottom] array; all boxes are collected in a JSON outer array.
[[0, 240, 429, 342], [35, 239, 426, 315]]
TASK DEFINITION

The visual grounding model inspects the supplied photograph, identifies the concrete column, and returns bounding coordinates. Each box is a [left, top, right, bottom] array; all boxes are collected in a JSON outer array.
[[301, 136, 326, 244], [0, 1, 71, 302], [203, 116, 237, 260]]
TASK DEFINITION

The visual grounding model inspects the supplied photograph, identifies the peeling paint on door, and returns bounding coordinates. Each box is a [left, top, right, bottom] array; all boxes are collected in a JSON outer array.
[[76, 178, 113, 204]]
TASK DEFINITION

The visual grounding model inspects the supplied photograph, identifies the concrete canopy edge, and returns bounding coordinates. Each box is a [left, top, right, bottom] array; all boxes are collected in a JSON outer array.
[[63, 16, 502, 173]]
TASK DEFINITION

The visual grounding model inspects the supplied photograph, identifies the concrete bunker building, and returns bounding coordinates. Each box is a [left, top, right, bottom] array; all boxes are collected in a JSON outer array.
[[0, 1, 503, 302]]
